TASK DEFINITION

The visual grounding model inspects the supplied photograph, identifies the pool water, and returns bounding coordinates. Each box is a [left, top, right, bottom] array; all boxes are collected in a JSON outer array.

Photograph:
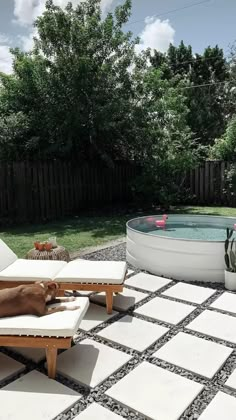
[[137, 222, 234, 241]]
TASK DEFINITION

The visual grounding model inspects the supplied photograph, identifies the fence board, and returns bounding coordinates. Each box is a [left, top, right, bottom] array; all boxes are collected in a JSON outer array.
[[199, 165, 204, 203], [204, 161, 209, 202], [209, 161, 214, 201]]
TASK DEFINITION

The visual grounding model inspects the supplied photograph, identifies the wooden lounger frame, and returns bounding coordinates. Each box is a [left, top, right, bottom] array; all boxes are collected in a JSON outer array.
[[0, 278, 126, 314], [0, 335, 72, 379]]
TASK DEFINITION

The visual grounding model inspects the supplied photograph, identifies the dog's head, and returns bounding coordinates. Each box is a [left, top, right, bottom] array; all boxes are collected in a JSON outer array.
[[38, 281, 59, 301]]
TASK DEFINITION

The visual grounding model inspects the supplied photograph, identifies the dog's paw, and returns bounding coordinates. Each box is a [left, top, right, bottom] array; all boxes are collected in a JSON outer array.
[[67, 296, 76, 302], [69, 306, 80, 311]]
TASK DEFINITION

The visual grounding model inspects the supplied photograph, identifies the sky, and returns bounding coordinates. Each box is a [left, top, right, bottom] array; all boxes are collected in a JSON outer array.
[[0, 0, 235, 73]]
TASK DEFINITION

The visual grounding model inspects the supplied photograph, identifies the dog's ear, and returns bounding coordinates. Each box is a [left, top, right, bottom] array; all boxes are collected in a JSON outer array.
[[47, 282, 59, 290]]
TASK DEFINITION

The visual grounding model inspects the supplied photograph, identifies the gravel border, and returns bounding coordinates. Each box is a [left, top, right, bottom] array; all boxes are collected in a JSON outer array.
[[1, 242, 236, 420]]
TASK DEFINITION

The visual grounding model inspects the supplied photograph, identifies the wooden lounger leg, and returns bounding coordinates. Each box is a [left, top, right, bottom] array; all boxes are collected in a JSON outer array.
[[46, 346, 57, 379], [106, 290, 113, 314]]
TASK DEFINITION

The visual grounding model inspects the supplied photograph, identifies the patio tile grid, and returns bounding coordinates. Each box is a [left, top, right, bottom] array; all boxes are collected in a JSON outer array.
[[1, 249, 236, 419]]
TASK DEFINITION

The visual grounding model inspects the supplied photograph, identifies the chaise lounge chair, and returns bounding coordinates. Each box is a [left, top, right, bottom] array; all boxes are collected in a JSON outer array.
[[0, 240, 127, 313], [0, 297, 89, 378]]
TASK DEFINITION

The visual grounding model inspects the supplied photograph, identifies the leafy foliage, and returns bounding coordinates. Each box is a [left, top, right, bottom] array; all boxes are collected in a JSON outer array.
[[0, 0, 139, 162], [210, 115, 236, 161], [150, 42, 230, 152], [132, 68, 198, 206]]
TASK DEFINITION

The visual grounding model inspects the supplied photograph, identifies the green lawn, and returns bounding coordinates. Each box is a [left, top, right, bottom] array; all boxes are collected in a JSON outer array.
[[1, 206, 236, 258]]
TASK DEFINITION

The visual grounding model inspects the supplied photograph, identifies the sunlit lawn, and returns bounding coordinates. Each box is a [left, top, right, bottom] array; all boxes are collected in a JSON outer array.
[[1, 206, 236, 257]]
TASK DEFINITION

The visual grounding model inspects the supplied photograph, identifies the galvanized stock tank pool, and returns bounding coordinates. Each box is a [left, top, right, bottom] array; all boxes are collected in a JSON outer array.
[[126, 215, 236, 283]]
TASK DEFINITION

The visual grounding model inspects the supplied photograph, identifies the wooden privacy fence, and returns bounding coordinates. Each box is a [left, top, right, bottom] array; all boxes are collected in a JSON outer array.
[[0, 161, 139, 223], [187, 161, 235, 205]]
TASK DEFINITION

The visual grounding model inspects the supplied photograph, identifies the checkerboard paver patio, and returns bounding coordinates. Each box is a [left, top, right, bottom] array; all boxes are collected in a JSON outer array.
[[1, 264, 236, 420]]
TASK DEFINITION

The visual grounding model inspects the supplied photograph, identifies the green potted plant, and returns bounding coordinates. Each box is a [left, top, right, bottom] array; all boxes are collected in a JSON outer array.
[[224, 228, 236, 290]]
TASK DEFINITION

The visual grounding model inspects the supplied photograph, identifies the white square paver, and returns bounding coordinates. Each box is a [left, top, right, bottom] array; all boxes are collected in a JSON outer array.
[[225, 369, 236, 389], [125, 273, 172, 292], [210, 292, 236, 315], [186, 310, 236, 344], [0, 370, 81, 420], [91, 288, 148, 311], [79, 303, 118, 331], [75, 403, 124, 419], [0, 352, 25, 381], [106, 361, 203, 420], [9, 347, 46, 362], [57, 338, 131, 388], [162, 282, 216, 304], [153, 332, 232, 379], [135, 297, 196, 325], [198, 391, 236, 420], [97, 315, 169, 352]]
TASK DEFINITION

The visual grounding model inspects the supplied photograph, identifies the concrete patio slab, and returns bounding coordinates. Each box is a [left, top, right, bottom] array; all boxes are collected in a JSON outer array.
[[79, 303, 118, 331], [106, 361, 203, 420], [210, 292, 236, 315], [98, 315, 169, 352], [9, 347, 46, 363], [135, 297, 196, 325], [186, 310, 236, 344], [0, 370, 81, 420], [91, 288, 148, 311], [57, 338, 131, 388], [153, 332, 232, 379], [0, 352, 25, 382], [162, 283, 216, 304], [198, 391, 236, 420], [225, 369, 236, 390], [125, 273, 172, 292]]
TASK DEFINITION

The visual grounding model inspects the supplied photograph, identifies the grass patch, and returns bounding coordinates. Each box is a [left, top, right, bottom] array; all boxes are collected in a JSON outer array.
[[1, 206, 236, 257], [172, 206, 236, 217], [0, 215, 129, 258]]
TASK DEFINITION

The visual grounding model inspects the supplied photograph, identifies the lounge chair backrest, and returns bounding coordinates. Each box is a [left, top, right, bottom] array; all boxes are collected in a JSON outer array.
[[0, 239, 18, 272]]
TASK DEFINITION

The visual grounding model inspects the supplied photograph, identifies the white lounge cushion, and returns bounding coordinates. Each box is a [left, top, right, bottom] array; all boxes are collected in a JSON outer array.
[[0, 259, 67, 282], [0, 297, 89, 337], [0, 239, 18, 272], [55, 260, 127, 285]]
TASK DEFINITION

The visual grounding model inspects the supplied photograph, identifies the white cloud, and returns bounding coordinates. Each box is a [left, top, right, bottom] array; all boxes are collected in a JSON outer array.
[[100, 0, 114, 14], [13, 0, 37, 26], [0, 46, 13, 74], [136, 17, 175, 54], [13, 0, 115, 26], [0, 34, 11, 44], [18, 30, 36, 52]]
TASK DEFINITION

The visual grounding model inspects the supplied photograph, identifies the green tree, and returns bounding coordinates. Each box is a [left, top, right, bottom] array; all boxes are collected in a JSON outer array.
[[210, 115, 236, 161], [0, 0, 140, 162], [0, 112, 30, 160], [150, 42, 230, 151], [132, 67, 198, 207]]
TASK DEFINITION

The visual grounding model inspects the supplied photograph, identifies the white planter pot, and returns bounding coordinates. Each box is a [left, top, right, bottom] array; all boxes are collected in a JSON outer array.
[[225, 270, 236, 291]]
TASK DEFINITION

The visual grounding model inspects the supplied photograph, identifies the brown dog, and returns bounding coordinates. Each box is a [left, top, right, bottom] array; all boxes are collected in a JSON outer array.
[[0, 281, 80, 318]]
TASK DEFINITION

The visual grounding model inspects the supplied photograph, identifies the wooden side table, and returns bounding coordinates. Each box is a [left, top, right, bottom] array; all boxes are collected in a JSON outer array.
[[26, 246, 70, 262]]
